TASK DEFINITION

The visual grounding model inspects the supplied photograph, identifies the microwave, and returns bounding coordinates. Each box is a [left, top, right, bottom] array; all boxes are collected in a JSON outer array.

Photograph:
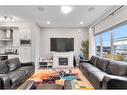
[[20, 40, 31, 45]]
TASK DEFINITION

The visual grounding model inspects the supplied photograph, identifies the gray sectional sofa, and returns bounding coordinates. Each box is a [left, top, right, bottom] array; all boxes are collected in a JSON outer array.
[[0, 58, 35, 89], [79, 56, 127, 89]]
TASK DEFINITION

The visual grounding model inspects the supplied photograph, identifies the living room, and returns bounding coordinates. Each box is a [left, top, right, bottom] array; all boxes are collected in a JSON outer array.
[[0, 0, 127, 95]]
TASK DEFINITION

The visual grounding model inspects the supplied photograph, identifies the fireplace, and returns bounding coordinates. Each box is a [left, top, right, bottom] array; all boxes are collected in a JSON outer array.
[[59, 58, 68, 66], [53, 52, 74, 68]]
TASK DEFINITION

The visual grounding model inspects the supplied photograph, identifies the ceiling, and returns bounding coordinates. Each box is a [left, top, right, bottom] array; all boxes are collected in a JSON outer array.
[[0, 5, 120, 28]]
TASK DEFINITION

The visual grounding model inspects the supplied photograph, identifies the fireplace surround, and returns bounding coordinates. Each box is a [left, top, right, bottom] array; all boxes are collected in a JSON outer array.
[[53, 52, 74, 68]]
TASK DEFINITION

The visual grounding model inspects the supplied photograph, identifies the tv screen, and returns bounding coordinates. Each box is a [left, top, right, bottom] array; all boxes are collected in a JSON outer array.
[[50, 38, 74, 52]]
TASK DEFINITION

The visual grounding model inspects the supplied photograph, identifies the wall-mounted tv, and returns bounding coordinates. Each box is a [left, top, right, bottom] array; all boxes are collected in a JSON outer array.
[[50, 38, 74, 52]]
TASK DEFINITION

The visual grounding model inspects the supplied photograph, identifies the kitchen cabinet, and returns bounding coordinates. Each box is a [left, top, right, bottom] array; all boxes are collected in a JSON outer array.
[[18, 26, 32, 62], [0, 28, 13, 39], [19, 27, 32, 40], [19, 46, 32, 62], [0, 28, 13, 48], [13, 28, 20, 47]]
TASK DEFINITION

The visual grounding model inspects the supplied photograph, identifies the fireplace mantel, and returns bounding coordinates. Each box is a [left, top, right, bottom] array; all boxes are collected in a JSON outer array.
[[53, 52, 74, 68]]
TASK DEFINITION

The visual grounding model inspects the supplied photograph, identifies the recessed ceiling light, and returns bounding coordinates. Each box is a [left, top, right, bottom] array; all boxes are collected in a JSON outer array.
[[80, 21, 84, 24], [46, 21, 51, 24], [88, 7, 95, 12], [61, 6, 72, 14], [0, 16, 14, 22], [38, 6, 44, 12]]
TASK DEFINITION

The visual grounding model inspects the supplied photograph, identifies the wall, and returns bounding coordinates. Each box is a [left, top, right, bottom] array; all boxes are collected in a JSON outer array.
[[31, 24, 41, 70], [40, 28, 88, 63], [89, 27, 96, 59], [0, 29, 6, 48]]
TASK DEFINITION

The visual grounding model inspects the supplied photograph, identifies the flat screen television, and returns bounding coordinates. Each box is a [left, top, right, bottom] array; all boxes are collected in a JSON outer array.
[[50, 38, 74, 52]]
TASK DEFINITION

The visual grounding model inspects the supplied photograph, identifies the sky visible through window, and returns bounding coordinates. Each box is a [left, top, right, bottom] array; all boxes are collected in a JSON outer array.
[[96, 24, 127, 46], [102, 32, 110, 47], [96, 35, 100, 46], [113, 24, 127, 39]]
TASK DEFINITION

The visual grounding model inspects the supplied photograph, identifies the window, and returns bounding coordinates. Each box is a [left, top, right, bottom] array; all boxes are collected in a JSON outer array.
[[95, 23, 127, 62], [102, 31, 111, 59], [112, 24, 127, 62], [96, 35, 101, 56]]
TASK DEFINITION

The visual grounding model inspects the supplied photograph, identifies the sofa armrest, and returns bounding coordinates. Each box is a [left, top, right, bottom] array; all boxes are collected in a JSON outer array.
[[21, 62, 35, 67], [79, 60, 90, 69], [0, 74, 11, 89], [102, 75, 127, 89]]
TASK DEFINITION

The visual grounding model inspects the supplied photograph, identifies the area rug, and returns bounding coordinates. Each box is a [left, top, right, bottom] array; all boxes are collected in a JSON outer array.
[[28, 68, 81, 85]]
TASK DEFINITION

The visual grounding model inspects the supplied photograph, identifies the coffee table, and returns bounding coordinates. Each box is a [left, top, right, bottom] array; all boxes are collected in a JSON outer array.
[[36, 84, 63, 89], [17, 80, 71, 90]]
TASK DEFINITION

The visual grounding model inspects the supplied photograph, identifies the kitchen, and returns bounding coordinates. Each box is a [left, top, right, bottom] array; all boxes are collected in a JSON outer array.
[[0, 27, 19, 61], [0, 26, 32, 62]]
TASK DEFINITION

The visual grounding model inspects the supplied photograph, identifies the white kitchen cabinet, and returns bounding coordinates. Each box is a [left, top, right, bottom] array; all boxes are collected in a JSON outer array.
[[19, 27, 32, 40], [19, 46, 32, 62], [18, 26, 32, 62], [13, 28, 20, 47], [13, 27, 32, 47]]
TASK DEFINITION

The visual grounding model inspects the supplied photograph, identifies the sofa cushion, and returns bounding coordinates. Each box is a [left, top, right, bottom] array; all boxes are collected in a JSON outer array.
[[7, 70, 26, 85], [89, 56, 99, 66], [85, 66, 102, 72], [82, 64, 101, 77], [7, 58, 21, 71], [89, 71, 108, 88], [0, 61, 9, 74], [106, 61, 127, 76], [82, 62, 93, 67], [89, 71, 108, 82], [96, 58, 110, 71], [83, 65, 102, 74]]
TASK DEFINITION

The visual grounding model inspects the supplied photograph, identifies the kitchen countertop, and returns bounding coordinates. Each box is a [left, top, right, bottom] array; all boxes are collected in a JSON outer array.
[[0, 54, 19, 56]]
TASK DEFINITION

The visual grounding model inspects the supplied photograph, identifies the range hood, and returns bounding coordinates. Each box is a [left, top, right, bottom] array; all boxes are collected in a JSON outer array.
[[6, 29, 13, 39]]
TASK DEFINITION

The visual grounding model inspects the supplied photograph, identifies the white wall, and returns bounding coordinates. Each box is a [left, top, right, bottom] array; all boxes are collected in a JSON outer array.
[[40, 28, 88, 63], [89, 27, 96, 59], [31, 24, 41, 70]]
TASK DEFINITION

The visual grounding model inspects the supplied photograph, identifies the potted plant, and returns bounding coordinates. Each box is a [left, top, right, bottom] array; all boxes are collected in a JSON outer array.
[[81, 40, 89, 59]]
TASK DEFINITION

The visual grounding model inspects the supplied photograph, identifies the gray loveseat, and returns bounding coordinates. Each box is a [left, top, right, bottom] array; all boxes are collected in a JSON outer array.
[[0, 58, 35, 89], [79, 56, 127, 89]]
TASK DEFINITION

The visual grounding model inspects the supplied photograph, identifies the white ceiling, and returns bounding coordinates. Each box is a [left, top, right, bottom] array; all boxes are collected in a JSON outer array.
[[0, 5, 120, 28]]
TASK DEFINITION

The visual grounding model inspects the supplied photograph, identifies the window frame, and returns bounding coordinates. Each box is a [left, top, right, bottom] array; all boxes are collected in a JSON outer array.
[[95, 31, 113, 58], [95, 22, 127, 62]]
